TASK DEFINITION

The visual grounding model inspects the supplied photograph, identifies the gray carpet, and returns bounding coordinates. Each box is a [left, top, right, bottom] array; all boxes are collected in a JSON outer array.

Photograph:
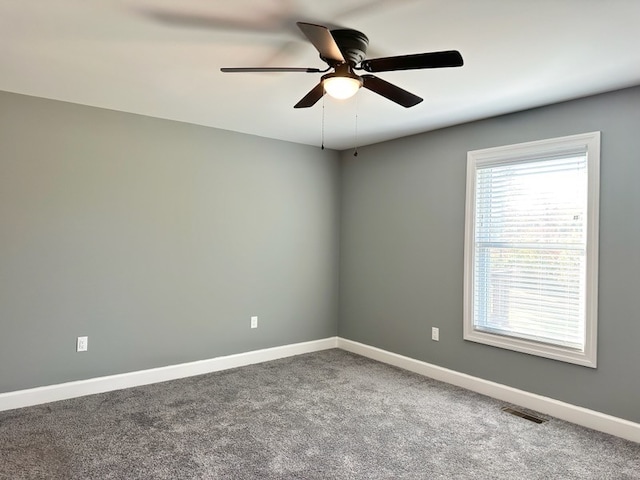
[[0, 349, 638, 479]]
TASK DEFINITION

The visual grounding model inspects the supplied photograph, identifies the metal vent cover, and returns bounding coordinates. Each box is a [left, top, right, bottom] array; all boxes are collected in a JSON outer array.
[[501, 406, 548, 424]]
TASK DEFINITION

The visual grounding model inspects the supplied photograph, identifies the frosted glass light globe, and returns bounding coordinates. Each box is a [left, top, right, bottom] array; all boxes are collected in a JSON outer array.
[[323, 76, 362, 99]]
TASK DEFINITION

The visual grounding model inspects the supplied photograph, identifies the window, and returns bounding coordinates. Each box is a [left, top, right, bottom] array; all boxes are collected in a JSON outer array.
[[463, 132, 600, 367]]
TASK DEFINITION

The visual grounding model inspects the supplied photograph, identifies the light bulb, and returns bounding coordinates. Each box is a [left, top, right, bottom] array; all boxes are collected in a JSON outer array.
[[323, 76, 362, 100]]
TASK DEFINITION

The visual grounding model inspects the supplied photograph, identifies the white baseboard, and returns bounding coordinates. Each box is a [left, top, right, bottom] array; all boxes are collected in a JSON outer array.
[[3, 336, 638, 444], [337, 338, 640, 443], [0, 337, 338, 413]]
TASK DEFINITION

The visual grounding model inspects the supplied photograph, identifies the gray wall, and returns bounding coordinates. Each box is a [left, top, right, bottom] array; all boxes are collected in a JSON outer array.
[[3, 85, 639, 424], [0, 91, 340, 393], [339, 86, 640, 423]]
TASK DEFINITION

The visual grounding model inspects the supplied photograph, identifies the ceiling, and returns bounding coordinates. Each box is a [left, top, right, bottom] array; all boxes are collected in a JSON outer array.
[[2, 0, 640, 151]]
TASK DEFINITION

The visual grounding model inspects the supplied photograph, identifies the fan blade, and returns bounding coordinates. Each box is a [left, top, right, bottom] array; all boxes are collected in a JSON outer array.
[[361, 75, 423, 108], [361, 50, 463, 72], [140, 9, 276, 32], [297, 22, 345, 65], [221, 67, 323, 73], [294, 82, 325, 109]]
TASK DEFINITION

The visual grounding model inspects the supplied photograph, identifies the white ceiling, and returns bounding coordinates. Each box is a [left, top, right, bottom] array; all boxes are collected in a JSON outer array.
[[2, 0, 640, 150]]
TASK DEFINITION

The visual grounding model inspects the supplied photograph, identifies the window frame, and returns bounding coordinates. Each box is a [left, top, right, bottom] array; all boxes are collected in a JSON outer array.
[[463, 132, 600, 368]]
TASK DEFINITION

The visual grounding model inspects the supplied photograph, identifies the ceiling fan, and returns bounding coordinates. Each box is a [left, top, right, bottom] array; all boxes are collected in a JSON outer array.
[[221, 22, 463, 109]]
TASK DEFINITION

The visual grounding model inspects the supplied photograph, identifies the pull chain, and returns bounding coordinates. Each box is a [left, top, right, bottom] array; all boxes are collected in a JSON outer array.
[[321, 95, 325, 150], [354, 94, 359, 157]]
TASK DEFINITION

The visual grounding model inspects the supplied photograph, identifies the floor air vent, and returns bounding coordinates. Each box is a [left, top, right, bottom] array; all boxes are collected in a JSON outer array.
[[501, 406, 548, 424]]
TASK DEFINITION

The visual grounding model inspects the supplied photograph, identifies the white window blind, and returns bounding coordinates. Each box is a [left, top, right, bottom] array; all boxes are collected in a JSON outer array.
[[464, 132, 599, 367], [474, 154, 587, 349]]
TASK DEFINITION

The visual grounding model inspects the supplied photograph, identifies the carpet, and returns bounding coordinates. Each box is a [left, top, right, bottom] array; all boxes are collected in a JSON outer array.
[[0, 349, 638, 479]]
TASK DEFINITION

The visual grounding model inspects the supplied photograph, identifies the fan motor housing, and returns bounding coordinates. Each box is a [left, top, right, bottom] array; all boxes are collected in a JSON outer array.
[[330, 28, 369, 65]]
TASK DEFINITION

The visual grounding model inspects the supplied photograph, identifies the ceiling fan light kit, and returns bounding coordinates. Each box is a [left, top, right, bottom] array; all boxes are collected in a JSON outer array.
[[322, 64, 363, 99], [221, 22, 463, 109], [323, 76, 362, 99]]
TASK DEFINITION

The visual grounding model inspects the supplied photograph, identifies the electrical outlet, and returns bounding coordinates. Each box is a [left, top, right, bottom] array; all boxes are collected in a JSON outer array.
[[431, 327, 440, 342], [251, 316, 258, 329], [77, 336, 88, 352]]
